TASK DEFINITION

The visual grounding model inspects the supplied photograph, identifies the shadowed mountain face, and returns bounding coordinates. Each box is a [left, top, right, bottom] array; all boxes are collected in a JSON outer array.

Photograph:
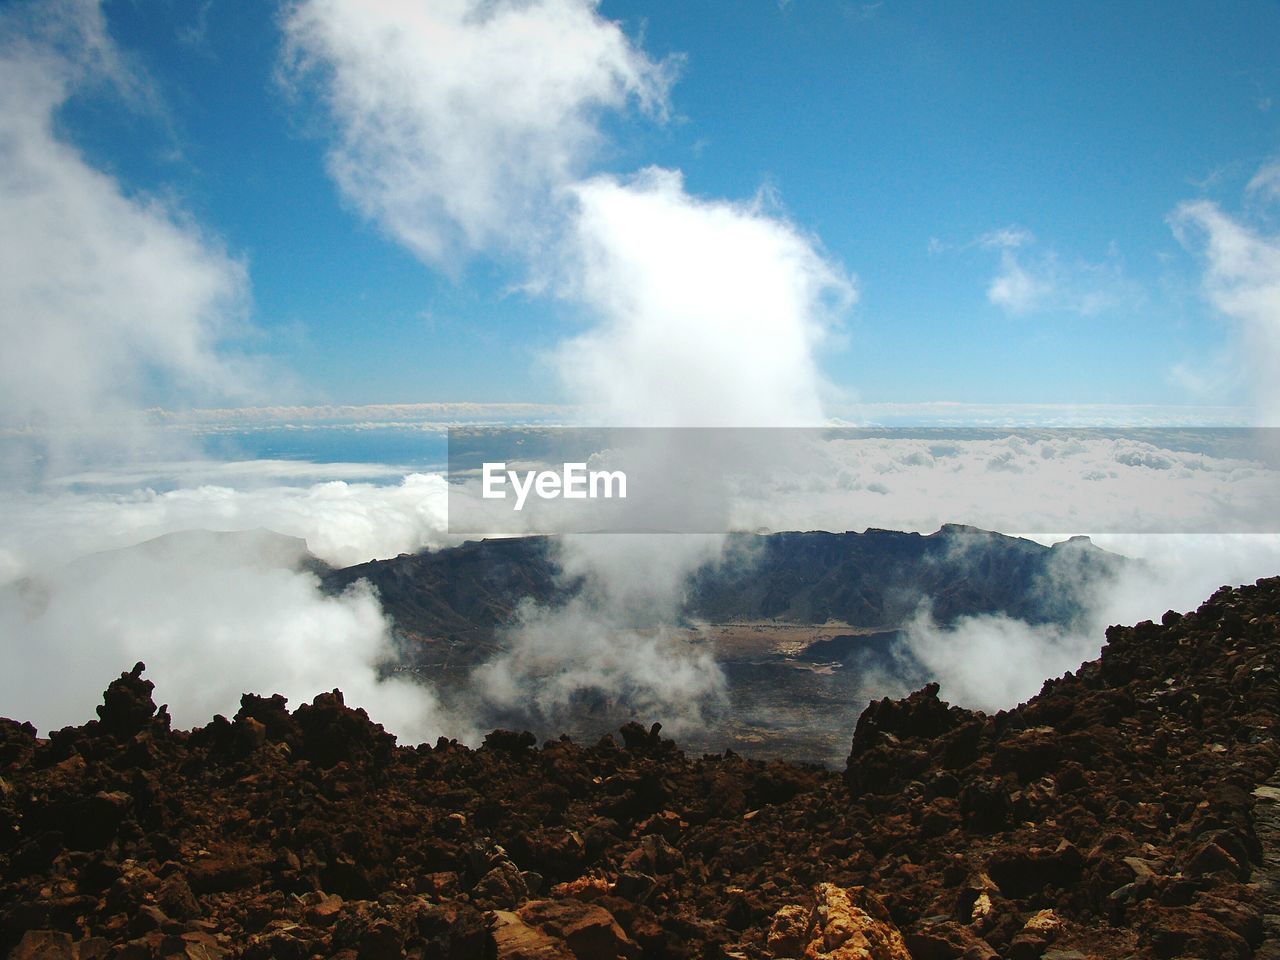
[[685, 526, 1118, 628], [322, 525, 1125, 649], [321, 536, 568, 652], [321, 526, 1127, 762]]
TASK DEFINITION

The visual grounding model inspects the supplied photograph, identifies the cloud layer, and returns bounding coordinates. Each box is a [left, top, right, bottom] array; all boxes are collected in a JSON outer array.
[[0, 471, 450, 579]]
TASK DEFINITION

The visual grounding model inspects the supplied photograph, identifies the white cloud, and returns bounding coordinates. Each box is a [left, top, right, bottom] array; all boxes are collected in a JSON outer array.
[[277, 0, 855, 727], [1171, 186, 1280, 421], [0, 0, 253, 445], [722, 432, 1279, 537], [978, 225, 1035, 250], [44, 459, 412, 490], [987, 250, 1051, 313], [903, 531, 1280, 712], [0, 471, 451, 577], [473, 591, 727, 735], [0, 468, 458, 741], [0, 3, 453, 744], [491, 167, 854, 719], [1247, 160, 1280, 204], [829, 401, 1249, 427], [558, 167, 854, 427], [977, 228, 1136, 318], [147, 401, 574, 429], [0, 535, 453, 741], [282, 0, 673, 264]]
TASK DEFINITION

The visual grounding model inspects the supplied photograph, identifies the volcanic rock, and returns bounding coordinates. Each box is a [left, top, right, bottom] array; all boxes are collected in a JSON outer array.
[[3, 578, 1280, 957]]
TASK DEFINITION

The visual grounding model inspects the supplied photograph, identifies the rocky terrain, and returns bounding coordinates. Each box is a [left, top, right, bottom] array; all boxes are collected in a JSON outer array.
[[3, 575, 1279, 959]]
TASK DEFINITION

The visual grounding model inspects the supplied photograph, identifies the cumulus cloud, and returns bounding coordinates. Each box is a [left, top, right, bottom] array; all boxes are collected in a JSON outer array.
[[484, 168, 852, 720], [559, 168, 853, 427], [0, 2, 450, 742], [1171, 185, 1280, 420], [0, 0, 253, 469], [283, 0, 860, 728], [282, 0, 673, 264], [0, 531, 453, 740], [0, 467, 458, 740]]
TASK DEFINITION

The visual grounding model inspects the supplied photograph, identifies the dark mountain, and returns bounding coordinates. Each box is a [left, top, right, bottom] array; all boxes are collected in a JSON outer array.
[[322, 525, 1125, 647], [321, 535, 568, 649], [318, 526, 1128, 761], [685, 525, 1119, 628]]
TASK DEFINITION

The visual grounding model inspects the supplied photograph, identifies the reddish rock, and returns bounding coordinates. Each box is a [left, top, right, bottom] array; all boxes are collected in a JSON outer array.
[[3, 579, 1280, 959]]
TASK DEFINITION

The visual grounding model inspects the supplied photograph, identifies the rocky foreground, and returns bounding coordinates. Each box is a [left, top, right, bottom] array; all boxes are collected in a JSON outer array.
[[3, 580, 1280, 959]]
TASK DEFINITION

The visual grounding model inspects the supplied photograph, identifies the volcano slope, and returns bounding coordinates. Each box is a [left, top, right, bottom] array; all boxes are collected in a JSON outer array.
[[2, 578, 1279, 959]]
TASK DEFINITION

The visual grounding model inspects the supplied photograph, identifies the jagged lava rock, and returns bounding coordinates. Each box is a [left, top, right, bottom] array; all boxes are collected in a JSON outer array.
[[1, 578, 1279, 958]]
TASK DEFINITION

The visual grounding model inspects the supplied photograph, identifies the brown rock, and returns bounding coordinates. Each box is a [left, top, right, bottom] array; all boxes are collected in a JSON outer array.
[[766, 903, 811, 956], [1006, 908, 1062, 960], [475, 859, 530, 909], [96, 662, 158, 739], [517, 899, 640, 960], [9, 930, 75, 960], [774, 884, 910, 960], [357, 919, 403, 960], [186, 848, 266, 894], [1182, 837, 1246, 879], [156, 872, 202, 921], [304, 892, 345, 924], [1140, 907, 1250, 959], [905, 918, 998, 960], [619, 834, 683, 875], [493, 910, 575, 960]]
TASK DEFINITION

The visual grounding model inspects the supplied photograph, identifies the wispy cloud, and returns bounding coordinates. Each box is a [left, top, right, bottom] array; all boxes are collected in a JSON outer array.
[[1247, 160, 1280, 204], [1170, 163, 1280, 421], [972, 227, 1138, 317]]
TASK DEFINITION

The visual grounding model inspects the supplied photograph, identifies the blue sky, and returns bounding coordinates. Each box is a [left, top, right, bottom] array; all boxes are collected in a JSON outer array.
[[12, 0, 1280, 411]]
